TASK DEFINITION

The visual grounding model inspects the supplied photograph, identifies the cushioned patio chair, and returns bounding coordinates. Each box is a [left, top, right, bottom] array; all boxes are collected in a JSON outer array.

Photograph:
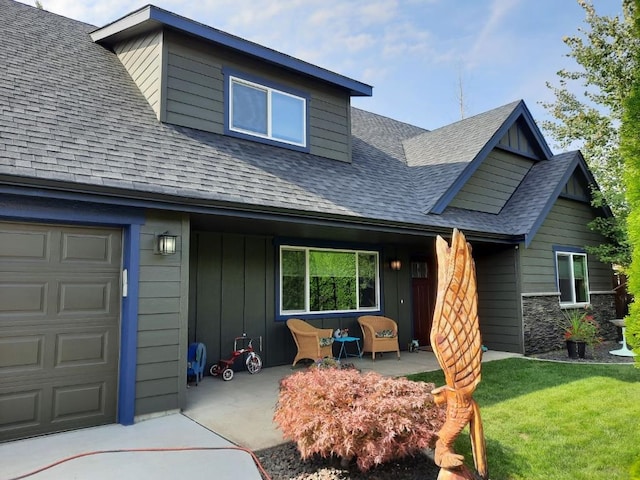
[[286, 318, 335, 367], [357, 315, 400, 361]]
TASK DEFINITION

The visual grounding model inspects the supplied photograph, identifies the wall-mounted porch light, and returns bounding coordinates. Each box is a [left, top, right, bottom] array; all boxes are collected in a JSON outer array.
[[156, 232, 178, 255], [389, 259, 402, 271]]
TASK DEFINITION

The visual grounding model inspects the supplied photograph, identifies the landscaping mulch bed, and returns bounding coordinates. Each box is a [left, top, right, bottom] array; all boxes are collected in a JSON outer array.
[[254, 442, 440, 480], [528, 340, 636, 364], [254, 341, 635, 480]]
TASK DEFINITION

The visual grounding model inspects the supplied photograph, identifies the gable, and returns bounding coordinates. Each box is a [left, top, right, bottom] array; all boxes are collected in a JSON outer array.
[[497, 120, 539, 158], [448, 148, 534, 214], [559, 167, 591, 202], [422, 101, 552, 215]]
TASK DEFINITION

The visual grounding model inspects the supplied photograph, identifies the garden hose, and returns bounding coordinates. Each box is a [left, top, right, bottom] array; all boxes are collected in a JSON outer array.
[[6, 446, 271, 480]]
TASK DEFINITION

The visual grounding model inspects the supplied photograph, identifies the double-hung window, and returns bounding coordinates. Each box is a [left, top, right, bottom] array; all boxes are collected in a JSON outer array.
[[556, 250, 590, 306], [280, 246, 380, 316], [228, 75, 307, 148]]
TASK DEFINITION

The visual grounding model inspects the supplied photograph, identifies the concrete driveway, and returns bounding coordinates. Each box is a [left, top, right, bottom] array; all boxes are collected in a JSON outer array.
[[0, 414, 263, 480]]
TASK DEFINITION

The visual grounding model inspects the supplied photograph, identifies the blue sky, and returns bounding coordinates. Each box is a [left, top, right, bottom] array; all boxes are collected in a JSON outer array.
[[19, 0, 624, 152]]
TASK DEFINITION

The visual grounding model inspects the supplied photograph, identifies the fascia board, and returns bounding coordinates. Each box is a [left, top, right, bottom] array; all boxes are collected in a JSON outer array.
[[91, 5, 372, 97]]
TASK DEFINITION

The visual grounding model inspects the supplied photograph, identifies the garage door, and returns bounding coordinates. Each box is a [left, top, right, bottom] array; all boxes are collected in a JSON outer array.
[[0, 222, 121, 442]]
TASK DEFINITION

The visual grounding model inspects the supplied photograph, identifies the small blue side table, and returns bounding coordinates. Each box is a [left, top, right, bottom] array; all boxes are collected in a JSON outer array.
[[334, 336, 362, 360]]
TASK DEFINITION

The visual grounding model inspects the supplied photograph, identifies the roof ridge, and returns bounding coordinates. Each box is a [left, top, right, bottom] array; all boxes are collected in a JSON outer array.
[[351, 106, 430, 133]]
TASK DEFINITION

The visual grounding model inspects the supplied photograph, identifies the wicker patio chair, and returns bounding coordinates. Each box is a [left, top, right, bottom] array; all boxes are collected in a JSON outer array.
[[286, 318, 335, 367], [357, 315, 401, 361]]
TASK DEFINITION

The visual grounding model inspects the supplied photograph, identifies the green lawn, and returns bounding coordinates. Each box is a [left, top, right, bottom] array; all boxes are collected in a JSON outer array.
[[408, 358, 640, 480]]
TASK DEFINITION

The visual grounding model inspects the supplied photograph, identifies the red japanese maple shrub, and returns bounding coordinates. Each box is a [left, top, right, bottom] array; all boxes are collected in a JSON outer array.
[[273, 368, 445, 471]]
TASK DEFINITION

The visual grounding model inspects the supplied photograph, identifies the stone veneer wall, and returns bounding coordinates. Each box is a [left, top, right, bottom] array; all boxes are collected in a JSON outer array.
[[522, 293, 617, 354]]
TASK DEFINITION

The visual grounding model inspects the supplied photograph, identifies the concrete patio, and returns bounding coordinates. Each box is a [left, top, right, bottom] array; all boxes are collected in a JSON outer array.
[[183, 348, 519, 450]]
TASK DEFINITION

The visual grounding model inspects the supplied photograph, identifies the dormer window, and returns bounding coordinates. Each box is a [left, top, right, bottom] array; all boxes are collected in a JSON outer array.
[[225, 71, 308, 150]]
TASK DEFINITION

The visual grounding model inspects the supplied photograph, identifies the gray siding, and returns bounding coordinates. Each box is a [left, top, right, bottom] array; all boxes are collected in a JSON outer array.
[[521, 198, 613, 294], [163, 31, 352, 162], [475, 247, 522, 353], [113, 30, 163, 119], [449, 149, 534, 214], [135, 212, 189, 417]]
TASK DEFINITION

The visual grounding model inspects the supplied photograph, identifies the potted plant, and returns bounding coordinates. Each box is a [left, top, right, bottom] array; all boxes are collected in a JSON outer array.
[[561, 306, 601, 358]]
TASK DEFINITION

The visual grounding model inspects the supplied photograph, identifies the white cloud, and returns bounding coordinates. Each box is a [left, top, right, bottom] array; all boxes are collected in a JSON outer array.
[[464, 0, 521, 70], [19, 0, 616, 131]]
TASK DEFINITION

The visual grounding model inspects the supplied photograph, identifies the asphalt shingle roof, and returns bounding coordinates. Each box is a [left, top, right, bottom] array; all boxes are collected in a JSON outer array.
[[403, 101, 522, 214], [0, 0, 585, 242]]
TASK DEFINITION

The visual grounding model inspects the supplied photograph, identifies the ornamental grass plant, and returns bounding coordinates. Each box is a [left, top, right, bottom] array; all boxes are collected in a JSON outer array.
[[273, 367, 445, 471], [561, 305, 602, 346]]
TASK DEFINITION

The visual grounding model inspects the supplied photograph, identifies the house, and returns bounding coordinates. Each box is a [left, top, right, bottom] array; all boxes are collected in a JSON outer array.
[[0, 0, 616, 442]]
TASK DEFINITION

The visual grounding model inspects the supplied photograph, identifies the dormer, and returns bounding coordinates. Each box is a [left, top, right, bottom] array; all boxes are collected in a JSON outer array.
[[91, 5, 372, 163]]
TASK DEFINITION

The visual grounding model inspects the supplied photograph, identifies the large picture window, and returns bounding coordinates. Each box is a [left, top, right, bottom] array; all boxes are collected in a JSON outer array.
[[229, 76, 306, 147], [556, 251, 590, 306], [280, 246, 380, 315]]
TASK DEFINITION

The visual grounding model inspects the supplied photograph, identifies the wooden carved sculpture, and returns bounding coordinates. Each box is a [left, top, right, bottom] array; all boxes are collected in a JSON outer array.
[[430, 229, 488, 480]]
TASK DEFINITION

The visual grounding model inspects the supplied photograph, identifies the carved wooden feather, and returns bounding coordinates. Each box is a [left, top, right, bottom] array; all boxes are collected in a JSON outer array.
[[430, 229, 487, 480]]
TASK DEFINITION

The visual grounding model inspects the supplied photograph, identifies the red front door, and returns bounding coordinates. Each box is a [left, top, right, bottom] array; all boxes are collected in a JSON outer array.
[[412, 276, 433, 347]]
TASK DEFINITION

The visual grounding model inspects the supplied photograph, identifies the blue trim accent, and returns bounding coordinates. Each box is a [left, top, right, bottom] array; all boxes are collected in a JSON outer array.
[[552, 247, 589, 302], [275, 239, 383, 321], [223, 68, 311, 152], [553, 245, 587, 254], [277, 311, 383, 322], [276, 237, 380, 251], [118, 224, 140, 425], [0, 194, 144, 427], [524, 154, 580, 247], [93, 6, 372, 97], [495, 143, 542, 161], [0, 193, 145, 226], [524, 151, 611, 247], [432, 100, 553, 214], [224, 67, 309, 99]]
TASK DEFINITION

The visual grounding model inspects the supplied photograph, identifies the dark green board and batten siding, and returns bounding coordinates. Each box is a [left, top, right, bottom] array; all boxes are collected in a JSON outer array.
[[520, 198, 612, 294], [190, 233, 284, 367], [498, 122, 537, 157], [449, 149, 534, 214], [135, 212, 189, 417], [190, 232, 414, 369], [110, 30, 352, 163]]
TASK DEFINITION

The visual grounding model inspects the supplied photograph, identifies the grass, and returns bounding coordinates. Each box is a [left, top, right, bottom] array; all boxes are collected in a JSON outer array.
[[408, 358, 640, 480]]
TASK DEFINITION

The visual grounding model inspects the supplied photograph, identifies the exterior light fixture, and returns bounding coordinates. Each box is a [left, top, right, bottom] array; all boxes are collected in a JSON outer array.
[[389, 259, 401, 271], [156, 232, 177, 255]]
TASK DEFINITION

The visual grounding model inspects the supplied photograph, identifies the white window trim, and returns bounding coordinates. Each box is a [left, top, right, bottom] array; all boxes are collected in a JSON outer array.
[[279, 246, 380, 315], [556, 251, 590, 307], [229, 76, 307, 147]]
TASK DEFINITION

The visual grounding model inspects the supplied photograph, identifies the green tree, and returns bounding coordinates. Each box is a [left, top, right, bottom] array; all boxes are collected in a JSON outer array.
[[541, 0, 638, 268], [621, 0, 640, 363]]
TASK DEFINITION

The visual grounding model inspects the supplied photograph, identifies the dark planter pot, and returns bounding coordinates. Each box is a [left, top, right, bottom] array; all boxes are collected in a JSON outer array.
[[566, 340, 586, 359]]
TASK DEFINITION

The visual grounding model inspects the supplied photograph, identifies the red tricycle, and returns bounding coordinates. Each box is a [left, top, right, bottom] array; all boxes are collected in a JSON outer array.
[[210, 335, 262, 381]]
